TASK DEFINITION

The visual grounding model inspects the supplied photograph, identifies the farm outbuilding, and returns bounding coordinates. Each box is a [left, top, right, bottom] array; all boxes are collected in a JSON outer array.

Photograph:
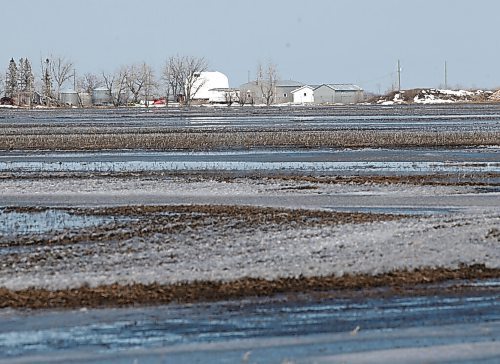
[[92, 87, 113, 106], [239, 80, 304, 105], [59, 90, 80, 106], [190, 71, 229, 102], [291, 85, 315, 104], [313, 84, 364, 104], [79, 93, 92, 107]]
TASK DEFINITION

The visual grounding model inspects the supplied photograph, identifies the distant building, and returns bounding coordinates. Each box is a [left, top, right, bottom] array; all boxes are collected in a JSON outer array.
[[239, 80, 363, 105], [313, 84, 364, 104], [291, 85, 315, 104], [191, 71, 229, 102], [92, 87, 113, 106], [59, 89, 79, 106], [239, 80, 304, 105]]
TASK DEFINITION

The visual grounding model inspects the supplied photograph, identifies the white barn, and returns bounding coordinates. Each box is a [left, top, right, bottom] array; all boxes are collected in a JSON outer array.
[[291, 85, 315, 104], [191, 71, 229, 102]]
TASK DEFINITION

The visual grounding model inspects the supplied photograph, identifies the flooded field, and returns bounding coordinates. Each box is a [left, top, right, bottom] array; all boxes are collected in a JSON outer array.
[[1, 280, 499, 363], [1, 104, 500, 132], [0, 105, 499, 362], [0, 147, 499, 175]]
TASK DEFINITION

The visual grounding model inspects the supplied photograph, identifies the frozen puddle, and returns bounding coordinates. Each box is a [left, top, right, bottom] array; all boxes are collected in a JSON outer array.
[[0, 209, 112, 236], [0, 160, 498, 174], [0, 148, 498, 175], [325, 206, 461, 216], [0, 282, 498, 363]]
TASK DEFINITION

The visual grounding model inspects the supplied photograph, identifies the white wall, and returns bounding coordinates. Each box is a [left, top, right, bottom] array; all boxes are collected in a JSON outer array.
[[292, 87, 314, 103], [191, 72, 229, 100]]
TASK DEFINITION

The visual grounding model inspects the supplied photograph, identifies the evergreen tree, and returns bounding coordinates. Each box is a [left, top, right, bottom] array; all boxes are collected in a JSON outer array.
[[18, 58, 26, 92], [23, 58, 34, 94], [17, 58, 34, 105], [5, 58, 18, 98]]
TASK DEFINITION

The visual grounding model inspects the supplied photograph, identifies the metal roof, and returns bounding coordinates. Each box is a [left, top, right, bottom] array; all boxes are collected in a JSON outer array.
[[276, 80, 304, 87], [315, 84, 363, 91], [291, 85, 314, 93]]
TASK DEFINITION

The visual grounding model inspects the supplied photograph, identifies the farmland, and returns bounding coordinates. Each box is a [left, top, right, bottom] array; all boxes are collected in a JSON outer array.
[[0, 104, 499, 362], [1, 104, 499, 298]]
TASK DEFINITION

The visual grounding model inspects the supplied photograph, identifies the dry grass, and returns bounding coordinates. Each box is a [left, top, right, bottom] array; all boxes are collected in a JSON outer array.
[[1, 130, 498, 150], [1, 264, 498, 309]]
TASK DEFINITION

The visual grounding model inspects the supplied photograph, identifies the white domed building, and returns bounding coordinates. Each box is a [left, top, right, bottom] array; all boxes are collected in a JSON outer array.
[[190, 71, 230, 103]]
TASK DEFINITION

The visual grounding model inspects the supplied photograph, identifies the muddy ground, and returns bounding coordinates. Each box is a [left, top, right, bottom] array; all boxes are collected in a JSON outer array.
[[0, 202, 499, 309], [1, 265, 499, 309]]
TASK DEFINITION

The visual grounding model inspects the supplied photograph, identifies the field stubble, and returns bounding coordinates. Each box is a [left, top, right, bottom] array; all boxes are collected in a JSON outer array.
[[1, 129, 499, 150]]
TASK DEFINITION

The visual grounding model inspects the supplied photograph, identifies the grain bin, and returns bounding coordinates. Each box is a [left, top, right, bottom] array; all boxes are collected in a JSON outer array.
[[78, 92, 92, 107], [92, 87, 112, 105], [59, 89, 80, 106]]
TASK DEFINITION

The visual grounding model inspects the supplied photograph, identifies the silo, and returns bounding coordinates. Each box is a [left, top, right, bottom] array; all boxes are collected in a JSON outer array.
[[92, 87, 112, 105], [78, 92, 92, 107], [59, 90, 80, 106]]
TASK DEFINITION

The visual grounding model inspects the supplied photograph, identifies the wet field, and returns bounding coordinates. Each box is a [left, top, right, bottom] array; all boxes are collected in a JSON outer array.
[[1, 280, 499, 363], [0, 147, 498, 175], [0, 105, 499, 362], [2, 104, 500, 131]]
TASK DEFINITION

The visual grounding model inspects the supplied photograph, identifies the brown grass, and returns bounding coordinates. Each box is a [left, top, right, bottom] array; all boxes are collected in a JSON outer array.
[[0, 265, 497, 309], [0, 130, 498, 150]]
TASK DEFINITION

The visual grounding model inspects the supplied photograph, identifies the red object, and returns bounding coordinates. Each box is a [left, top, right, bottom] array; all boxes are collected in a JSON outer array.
[[153, 99, 166, 105]]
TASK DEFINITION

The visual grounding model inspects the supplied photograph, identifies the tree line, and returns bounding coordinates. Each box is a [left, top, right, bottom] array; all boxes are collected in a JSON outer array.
[[1, 55, 216, 107], [2, 55, 281, 107]]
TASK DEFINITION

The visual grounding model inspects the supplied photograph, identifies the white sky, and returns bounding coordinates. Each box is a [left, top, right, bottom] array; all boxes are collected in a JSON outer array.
[[2, 0, 500, 92]]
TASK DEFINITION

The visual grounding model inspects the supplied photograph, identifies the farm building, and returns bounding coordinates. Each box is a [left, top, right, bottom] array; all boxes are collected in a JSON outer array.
[[313, 84, 364, 104], [92, 87, 113, 106], [291, 85, 315, 104], [190, 71, 229, 102], [239, 80, 304, 105], [59, 89, 79, 106]]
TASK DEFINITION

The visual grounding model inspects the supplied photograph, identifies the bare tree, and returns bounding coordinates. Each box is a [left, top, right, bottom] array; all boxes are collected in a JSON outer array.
[[41, 58, 52, 101], [224, 89, 239, 106], [102, 67, 129, 106], [164, 55, 208, 106], [141, 65, 157, 106], [125, 63, 155, 104], [257, 61, 278, 106], [183, 56, 208, 105], [161, 57, 183, 105], [77, 72, 102, 95], [237, 91, 246, 106], [49, 55, 74, 99]]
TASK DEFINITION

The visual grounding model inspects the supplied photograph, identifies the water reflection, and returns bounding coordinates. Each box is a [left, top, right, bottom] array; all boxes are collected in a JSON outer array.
[[0, 209, 111, 236]]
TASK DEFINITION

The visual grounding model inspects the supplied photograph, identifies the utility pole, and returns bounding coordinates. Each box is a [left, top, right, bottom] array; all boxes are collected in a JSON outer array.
[[444, 61, 448, 89], [397, 59, 401, 92]]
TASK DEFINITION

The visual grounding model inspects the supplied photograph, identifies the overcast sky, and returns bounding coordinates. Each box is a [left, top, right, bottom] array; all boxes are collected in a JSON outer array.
[[2, 0, 499, 92]]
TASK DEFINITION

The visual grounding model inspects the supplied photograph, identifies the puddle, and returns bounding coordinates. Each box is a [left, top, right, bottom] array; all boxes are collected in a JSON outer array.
[[0, 209, 113, 237], [473, 187, 500, 194], [0, 160, 498, 175], [0, 280, 498, 361], [325, 206, 459, 216]]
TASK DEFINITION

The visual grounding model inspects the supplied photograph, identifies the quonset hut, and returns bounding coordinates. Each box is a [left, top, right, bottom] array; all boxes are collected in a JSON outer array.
[[190, 71, 230, 103]]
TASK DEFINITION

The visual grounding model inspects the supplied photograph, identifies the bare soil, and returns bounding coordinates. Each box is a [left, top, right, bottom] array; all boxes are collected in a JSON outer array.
[[1, 265, 498, 309]]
